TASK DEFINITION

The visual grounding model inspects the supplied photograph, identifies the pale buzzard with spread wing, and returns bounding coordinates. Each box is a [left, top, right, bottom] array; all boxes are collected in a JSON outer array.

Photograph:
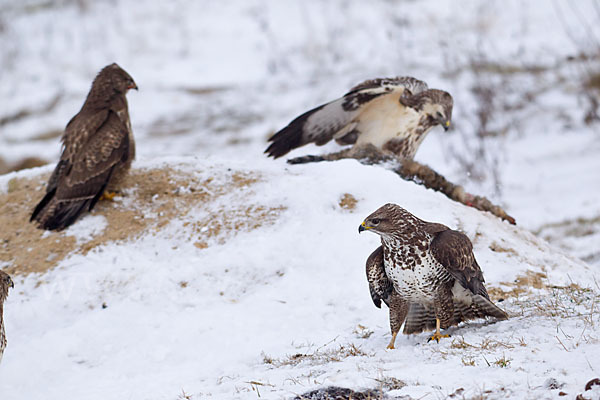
[[31, 63, 137, 231], [265, 77, 452, 160]]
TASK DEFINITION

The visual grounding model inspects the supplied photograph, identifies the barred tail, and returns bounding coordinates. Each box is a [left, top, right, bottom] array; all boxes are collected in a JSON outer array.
[[403, 303, 437, 334]]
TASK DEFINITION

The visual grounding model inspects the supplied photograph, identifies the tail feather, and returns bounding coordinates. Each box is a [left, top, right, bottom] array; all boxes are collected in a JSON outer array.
[[264, 124, 304, 159], [403, 295, 508, 335], [265, 105, 326, 158], [471, 295, 509, 320], [30, 188, 57, 222], [452, 294, 508, 324], [32, 197, 93, 231], [403, 303, 437, 334]]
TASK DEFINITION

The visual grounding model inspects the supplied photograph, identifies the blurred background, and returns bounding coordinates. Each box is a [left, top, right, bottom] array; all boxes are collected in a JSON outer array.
[[1, 0, 599, 265]]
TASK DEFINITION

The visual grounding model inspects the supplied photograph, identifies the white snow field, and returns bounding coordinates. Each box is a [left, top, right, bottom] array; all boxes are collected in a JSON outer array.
[[1, 0, 600, 399], [0, 157, 598, 400]]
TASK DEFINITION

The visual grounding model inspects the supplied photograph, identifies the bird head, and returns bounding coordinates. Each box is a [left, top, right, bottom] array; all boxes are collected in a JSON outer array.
[[422, 89, 453, 131], [359, 203, 416, 239], [105, 63, 138, 93]]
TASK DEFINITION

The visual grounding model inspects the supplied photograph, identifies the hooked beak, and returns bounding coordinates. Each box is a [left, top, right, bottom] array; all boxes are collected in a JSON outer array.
[[9, 279, 14, 289], [358, 221, 369, 233], [128, 83, 138, 91], [443, 119, 450, 132]]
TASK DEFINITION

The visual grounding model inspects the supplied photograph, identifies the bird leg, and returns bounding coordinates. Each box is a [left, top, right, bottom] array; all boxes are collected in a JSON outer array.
[[287, 148, 353, 164], [387, 331, 399, 349], [99, 191, 118, 201], [427, 318, 450, 343], [287, 145, 396, 165]]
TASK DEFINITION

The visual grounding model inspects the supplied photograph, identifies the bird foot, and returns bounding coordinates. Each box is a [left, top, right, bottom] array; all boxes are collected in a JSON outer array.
[[386, 331, 399, 349], [427, 331, 450, 343], [100, 191, 118, 201]]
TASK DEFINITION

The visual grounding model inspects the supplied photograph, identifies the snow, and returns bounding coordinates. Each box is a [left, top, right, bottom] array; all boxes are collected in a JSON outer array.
[[1, 0, 599, 399], [0, 157, 598, 399]]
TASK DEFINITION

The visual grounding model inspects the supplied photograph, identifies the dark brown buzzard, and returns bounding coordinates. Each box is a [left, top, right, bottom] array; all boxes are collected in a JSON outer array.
[[0, 270, 14, 363], [265, 77, 453, 160], [359, 204, 507, 347], [31, 63, 137, 230]]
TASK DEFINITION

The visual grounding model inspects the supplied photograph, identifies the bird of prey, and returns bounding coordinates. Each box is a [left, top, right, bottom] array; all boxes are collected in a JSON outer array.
[[359, 204, 507, 347], [31, 63, 137, 230], [0, 270, 14, 363], [265, 77, 453, 160]]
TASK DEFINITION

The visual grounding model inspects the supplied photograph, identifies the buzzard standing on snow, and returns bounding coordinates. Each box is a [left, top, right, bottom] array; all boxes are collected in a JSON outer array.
[[0, 270, 14, 363], [31, 63, 137, 231], [359, 204, 507, 347], [265, 77, 453, 160]]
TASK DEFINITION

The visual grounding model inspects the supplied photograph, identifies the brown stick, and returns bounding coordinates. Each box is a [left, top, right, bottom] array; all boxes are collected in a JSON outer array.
[[287, 145, 516, 225]]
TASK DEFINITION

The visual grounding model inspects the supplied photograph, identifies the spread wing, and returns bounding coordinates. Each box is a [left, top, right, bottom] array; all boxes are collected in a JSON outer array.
[[430, 229, 489, 298], [366, 246, 395, 308], [264, 76, 428, 158], [31, 110, 130, 230]]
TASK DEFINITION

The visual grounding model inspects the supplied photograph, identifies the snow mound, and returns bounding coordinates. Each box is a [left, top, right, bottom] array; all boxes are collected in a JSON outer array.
[[0, 157, 597, 400]]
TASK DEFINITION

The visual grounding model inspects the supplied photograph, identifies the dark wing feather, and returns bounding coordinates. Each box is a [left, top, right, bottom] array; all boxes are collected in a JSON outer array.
[[366, 246, 395, 308], [32, 111, 130, 230], [429, 229, 489, 298], [265, 77, 427, 158], [62, 108, 109, 161]]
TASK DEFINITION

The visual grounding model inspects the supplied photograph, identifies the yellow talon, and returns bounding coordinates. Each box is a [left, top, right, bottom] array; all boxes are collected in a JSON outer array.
[[427, 318, 450, 343], [100, 191, 117, 201], [386, 331, 399, 350]]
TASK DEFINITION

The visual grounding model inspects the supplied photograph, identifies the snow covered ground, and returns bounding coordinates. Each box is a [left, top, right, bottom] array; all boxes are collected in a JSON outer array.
[[0, 0, 599, 399], [0, 157, 598, 399]]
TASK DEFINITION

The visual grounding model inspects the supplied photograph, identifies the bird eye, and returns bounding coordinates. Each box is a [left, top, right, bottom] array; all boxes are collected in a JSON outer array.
[[436, 111, 444, 119], [371, 218, 381, 225]]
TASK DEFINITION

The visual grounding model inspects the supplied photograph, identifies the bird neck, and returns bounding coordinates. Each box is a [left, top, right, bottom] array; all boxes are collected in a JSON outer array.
[[381, 229, 432, 251]]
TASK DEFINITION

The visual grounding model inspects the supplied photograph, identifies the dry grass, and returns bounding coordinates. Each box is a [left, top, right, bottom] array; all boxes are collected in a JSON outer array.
[[263, 343, 371, 367], [486, 271, 549, 300], [488, 242, 518, 257], [353, 324, 374, 339], [372, 376, 406, 391], [493, 355, 511, 368], [1, 166, 283, 276], [461, 357, 476, 366], [450, 336, 515, 351], [528, 285, 596, 319]]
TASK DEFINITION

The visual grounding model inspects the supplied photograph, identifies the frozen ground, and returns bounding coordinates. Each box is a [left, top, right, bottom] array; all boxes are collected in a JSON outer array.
[[0, 0, 599, 399], [0, 157, 598, 400]]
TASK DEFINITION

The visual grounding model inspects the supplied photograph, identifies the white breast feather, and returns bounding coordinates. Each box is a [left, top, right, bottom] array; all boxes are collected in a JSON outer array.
[[384, 248, 449, 303], [354, 91, 420, 148]]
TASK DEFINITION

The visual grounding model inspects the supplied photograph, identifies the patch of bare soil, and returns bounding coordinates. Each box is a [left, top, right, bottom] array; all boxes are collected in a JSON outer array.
[[0, 166, 284, 276], [338, 193, 358, 212]]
